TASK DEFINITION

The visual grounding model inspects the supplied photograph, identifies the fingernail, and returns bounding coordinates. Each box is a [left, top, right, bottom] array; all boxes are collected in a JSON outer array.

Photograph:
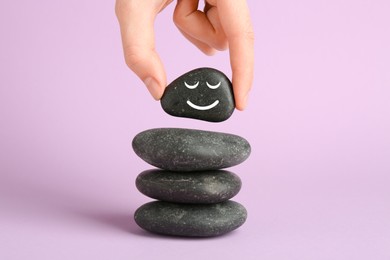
[[144, 77, 162, 100]]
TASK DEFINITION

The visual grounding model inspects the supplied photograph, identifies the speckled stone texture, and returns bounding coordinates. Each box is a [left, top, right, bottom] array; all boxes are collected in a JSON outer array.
[[136, 169, 242, 204], [132, 128, 251, 172], [134, 201, 247, 237], [161, 68, 235, 122]]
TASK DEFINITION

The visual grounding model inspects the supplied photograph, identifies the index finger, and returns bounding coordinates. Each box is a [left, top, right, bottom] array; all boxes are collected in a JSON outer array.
[[216, 0, 254, 110]]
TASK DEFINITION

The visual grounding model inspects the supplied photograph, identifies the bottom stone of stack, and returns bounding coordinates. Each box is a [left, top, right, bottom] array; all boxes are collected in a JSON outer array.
[[134, 200, 247, 237]]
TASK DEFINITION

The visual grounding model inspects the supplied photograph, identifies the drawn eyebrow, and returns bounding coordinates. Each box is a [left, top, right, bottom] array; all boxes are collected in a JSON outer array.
[[206, 81, 221, 89], [184, 81, 199, 89]]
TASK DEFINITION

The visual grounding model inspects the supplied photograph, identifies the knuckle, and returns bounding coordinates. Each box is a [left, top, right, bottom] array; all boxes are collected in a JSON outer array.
[[206, 0, 217, 6], [173, 4, 187, 26], [172, 10, 183, 26], [245, 29, 255, 41], [231, 28, 254, 44], [214, 38, 228, 51], [241, 21, 255, 41], [123, 46, 144, 70], [115, 0, 135, 18]]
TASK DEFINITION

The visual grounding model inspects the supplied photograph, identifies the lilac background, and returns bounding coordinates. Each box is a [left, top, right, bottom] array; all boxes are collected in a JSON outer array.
[[1, 0, 389, 259]]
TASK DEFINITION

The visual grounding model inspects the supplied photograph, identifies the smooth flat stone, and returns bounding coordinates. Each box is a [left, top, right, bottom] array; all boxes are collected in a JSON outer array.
[[161, 68, 235, 122], [134, 201, 247, 237], [132, 128, 251, 171], [136, 169, 242, 204]]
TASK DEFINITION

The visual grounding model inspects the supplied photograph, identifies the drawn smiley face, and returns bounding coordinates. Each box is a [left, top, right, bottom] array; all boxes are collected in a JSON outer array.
[[161, 68, 235, 122], [184, 80, 221, 111]]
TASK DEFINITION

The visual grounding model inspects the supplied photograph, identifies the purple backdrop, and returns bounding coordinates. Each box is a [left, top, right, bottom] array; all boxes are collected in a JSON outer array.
[[0, 0, 389, 259]]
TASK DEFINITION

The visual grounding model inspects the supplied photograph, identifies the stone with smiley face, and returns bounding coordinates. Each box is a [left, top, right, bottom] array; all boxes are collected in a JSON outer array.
[[161, 68, 235, 122]]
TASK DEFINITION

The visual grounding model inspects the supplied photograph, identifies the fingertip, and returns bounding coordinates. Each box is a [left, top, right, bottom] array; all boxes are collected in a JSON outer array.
[[233, 81, 250, 111], [231, 67, 253, 112], [144, 77, 165, 101], [235, 104, 246, 111], [235, 95, 248, 111], [203, 48, 217, 56]]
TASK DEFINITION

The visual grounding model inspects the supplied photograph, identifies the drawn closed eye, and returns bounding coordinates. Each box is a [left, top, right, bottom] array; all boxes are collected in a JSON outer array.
[[184, 81, 199, 89], [206, 81, 221, 89]]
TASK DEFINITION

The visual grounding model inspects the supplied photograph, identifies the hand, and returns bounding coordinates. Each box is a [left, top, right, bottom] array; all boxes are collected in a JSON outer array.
[[115, 0, 254, 110]]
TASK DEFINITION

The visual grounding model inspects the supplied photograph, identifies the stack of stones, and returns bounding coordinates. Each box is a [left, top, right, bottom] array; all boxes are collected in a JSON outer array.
[[132, 68, 251, 237]]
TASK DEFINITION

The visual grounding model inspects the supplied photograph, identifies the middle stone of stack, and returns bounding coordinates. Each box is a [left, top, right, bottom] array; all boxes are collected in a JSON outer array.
[[136, 169, 242, 204]]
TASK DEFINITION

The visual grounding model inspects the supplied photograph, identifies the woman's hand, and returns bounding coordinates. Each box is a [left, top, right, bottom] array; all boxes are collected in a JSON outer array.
[[115, 0, 254, 110]]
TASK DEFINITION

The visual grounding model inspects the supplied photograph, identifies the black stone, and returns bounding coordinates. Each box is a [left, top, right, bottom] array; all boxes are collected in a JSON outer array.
[[134, 201, 247, 237], [136, 169, 242, 204], [132, 128, 251, 171], [161, 68, 235, 122]]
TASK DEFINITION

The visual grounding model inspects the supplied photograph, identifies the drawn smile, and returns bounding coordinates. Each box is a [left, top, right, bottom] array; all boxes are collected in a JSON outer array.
[[186, 100, 220, 111]]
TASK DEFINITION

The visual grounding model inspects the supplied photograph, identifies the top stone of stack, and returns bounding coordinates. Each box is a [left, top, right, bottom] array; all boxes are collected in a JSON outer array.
[[161, 68, 235, 122]]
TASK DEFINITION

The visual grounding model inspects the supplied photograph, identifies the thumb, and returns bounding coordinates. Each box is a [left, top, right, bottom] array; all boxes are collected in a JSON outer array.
[[116, 1, 166, 100], [124, 47, 166, 100]]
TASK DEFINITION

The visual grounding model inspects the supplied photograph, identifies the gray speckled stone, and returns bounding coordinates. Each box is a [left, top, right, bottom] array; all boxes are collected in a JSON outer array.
[[136, 169, 242, 204], [134, 201, 247, 237], [132, 128, 251, 171], [161, 68, 234, 122]]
